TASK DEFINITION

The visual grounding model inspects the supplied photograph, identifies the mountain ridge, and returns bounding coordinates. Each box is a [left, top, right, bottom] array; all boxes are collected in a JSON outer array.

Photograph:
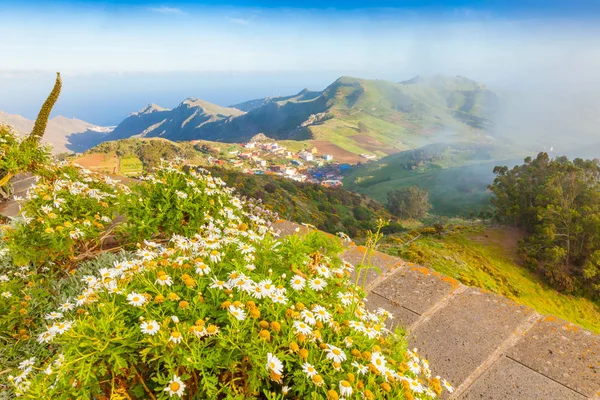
[[101, 74, 500, 157], [0, 111, 112, 154]]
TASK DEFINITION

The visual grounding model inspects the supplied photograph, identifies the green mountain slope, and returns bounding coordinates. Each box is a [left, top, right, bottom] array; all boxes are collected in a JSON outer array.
[[343, 142, 526, 216], [102, 75, 502, 157]]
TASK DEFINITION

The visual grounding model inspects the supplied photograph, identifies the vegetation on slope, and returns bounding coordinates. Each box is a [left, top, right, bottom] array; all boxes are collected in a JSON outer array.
[[344, 142, 525, 216], [207, 167, 395, 237], [490, 153, 600, 299], [385, 225, 600, 333], [76, 138, 396, 237]]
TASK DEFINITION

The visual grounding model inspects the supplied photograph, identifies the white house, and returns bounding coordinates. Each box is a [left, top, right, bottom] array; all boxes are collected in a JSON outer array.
[[299, 151, 313, 162]]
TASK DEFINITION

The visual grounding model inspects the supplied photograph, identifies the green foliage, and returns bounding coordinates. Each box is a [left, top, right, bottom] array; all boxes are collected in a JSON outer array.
[[5, 164, 127, 266], [490, 153, 600, 298], [208, 167, 393, 237], [0, 161, 450, 399], [387, 186, 432, 220]]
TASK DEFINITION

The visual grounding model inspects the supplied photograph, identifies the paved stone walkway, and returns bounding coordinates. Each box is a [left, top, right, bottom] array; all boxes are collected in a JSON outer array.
[[1, 177, 599, 399], [272, 221, 600, 400]]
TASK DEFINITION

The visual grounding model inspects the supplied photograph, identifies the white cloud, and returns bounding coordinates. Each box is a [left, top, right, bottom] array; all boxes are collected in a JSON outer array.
[[150, 6, 184, 15], [226, 16, 253, 25]]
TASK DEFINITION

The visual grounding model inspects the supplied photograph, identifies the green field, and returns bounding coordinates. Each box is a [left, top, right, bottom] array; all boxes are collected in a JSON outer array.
[[384, 226, 600, 333]]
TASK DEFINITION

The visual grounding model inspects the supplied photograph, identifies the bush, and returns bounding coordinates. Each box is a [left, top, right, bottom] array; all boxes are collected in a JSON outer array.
[[0, 161, 452, 399], [387, 187, 431, 220]]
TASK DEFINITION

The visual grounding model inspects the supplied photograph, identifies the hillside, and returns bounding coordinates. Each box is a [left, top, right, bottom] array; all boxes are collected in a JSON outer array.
[[0, 111, 112, 153], [99, 75, 501, 159], [343, 142, 526, 216], [73, 138, 393, 236], [384, 225, 600, 333]]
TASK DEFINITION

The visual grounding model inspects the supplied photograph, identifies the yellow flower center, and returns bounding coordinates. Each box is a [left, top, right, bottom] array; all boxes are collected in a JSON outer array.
[[159, 275, 168, 281], [333, 349, 341, 355], [172, 332, 181, 338], [170, 382, 181, 391], [132, 296, 140, 302], [341, 380, 351, 388]]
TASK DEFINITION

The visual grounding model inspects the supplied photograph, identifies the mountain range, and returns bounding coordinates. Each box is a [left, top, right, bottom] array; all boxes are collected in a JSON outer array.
[[98, 75, 501, 161], [0, 111, 112, 154]]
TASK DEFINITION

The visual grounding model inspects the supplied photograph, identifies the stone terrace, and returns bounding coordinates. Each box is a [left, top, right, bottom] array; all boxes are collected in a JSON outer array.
[[1, 175, 599, 399]]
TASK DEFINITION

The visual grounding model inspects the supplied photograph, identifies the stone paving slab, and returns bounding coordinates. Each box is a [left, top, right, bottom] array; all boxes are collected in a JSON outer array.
[[409, 287, 534, 389], [459, 356, 586, 400], [372, 265, 461, 315], [506, 316, 600, 398], [342, 246, 405, 289], [11, 174, 35, 193], [365, 291, 420, 330]]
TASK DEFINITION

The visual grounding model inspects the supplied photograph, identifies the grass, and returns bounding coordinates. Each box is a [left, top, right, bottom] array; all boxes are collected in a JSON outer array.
[[384, 226, 600, 333], [119, 156, 143, 176]]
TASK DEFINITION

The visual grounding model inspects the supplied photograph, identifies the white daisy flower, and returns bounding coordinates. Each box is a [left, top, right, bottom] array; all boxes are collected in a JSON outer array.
[[324, 344, 346, 363], [339, 380, 353, 397], [308, 277, 326, 291], [351, 361, 368, 375], [51, 321, 73, 334], [175, 191, 188, 199], [293, 321, 313, 336], [316, 265, 332, 278], [302, 362, 318, 378], [45, 312, 63, 320], [209, 277, 228, 290], [300, 310, 316, 326], [195, 261, 211, 276], [370, 352, 387, 374], [164, 374, 186, 397], [140, 320, 160, 335], [228, 305, 246, 321], [312, 305, 331, 322], [169, 331, 183, 344], [442, 378, 454, 393], [266, 353, 284, 376], [289, 275, 306, 291], [156, 274, 173, 286], [127, 292, 147, 307]]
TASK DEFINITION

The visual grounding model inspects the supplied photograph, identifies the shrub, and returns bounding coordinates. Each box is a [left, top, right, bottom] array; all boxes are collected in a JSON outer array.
[[1, 161, 452, 399]]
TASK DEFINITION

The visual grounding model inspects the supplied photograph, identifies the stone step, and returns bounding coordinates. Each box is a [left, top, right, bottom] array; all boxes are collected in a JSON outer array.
[[458, 355, 586, 400], [506, 317, 600, 398], [409, 287, 536, 393]]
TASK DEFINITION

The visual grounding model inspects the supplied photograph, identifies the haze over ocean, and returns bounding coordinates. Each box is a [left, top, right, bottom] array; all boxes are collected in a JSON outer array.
[[1, 0, 599, 125]]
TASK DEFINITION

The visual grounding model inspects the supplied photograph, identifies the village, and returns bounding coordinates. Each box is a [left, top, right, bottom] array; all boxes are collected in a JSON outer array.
[[193, 139, 367, 188]]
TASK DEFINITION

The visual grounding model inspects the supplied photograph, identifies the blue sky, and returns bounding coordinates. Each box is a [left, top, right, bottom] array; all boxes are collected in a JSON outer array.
[[1, 0, 599, 124]]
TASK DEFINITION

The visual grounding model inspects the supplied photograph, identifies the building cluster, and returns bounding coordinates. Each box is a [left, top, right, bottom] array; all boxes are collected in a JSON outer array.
[[204, 140, 351, 186]]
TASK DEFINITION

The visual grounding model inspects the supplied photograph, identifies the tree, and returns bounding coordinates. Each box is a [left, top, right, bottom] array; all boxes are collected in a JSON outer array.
[[489, 153, 600, 297], [387, 186, 432, 219]]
